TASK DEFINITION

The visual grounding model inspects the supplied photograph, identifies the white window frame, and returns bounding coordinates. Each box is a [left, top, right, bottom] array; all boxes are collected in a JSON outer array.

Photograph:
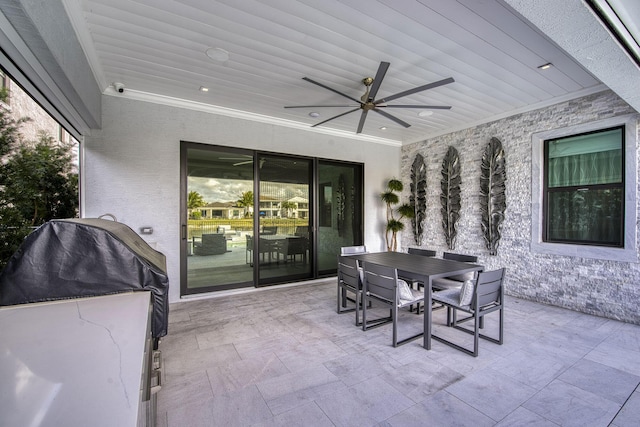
[[531, 114, 638, 262]]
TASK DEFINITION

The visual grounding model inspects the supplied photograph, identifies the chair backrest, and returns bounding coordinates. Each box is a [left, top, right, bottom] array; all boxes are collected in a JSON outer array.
[[285, 237, 306, 254], [408, 247, 436, 257], [295, 226, 309, 237], [473, 268, 505, 309], [246, 234, 253, 249], [341, 245, 367, 255], [362, 262, 397, 303], [337, 255, 362, 290], [262, 226, 278, 235], [443, 252, 478, 263]]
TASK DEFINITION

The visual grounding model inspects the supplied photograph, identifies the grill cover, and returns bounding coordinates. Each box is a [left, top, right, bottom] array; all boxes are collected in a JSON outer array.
[[0, 218, 169, 338]]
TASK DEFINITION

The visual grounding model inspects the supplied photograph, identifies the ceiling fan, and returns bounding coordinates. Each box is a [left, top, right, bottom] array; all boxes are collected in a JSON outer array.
[[285, 61, 454, 134]]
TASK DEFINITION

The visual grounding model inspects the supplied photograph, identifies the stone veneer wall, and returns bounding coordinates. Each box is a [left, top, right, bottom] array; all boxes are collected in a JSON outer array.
[[401, 90, 640, 324]]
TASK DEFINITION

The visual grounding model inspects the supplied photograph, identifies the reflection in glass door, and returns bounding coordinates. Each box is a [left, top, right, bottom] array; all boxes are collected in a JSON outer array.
[[257, 154, 313, 285], [181, 142, 363, 295], [317, 161, 364, 275], [181, 144, 255, 294]]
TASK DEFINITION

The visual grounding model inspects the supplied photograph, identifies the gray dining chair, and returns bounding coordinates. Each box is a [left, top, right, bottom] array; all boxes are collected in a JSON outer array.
[[246, 234, 273, 266], [361, 262, 425, 347], [262, 226, 278, 235], [340, 245, 367, 255], [407, 247, 436, 257], [431, 268, 505, 357], [277, 237, 308, 264], [405, 247, 436, 313], [336, 255, 364, 325], [431, 252, 479, 291]]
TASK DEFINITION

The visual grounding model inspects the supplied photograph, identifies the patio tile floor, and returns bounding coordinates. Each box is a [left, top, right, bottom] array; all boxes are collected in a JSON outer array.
[[157, 279, 640, 426]]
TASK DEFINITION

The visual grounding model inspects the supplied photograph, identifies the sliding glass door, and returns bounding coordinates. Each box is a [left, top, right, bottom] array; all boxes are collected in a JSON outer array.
[[181, 145, 255, 294], [180, 142, 363, 295], [257, 154, 313, 285], [317, 160, 364, 275]]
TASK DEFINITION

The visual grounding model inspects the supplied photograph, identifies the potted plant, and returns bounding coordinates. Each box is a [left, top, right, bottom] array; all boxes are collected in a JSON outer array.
[[381, 179, 415, 251]]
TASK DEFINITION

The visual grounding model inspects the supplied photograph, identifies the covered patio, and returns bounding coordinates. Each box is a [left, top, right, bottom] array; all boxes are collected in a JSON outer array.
[[1, 1, 640, 426], [158, 279, 640, 426]]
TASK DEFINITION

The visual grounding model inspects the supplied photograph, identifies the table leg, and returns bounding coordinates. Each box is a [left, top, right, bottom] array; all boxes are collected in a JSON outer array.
[[424, 276, 432, 350]]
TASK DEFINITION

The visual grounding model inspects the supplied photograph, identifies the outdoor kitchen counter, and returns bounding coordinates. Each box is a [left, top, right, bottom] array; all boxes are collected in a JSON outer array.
[[0, 292, 152, 427]]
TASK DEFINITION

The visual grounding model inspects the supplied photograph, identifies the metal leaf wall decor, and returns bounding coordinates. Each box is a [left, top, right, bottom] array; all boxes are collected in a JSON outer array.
[[337, 174, 346, 237], [440, 146, 461, 250], [480, 137, 507, 255], [410, 154, 427, 245]]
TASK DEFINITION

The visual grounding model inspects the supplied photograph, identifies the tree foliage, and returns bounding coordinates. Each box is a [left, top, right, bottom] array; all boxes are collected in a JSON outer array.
[[187, 190, 206, 220], [381, 178, 414, 252], [280, 201, 295, 218], [0, 100, 78, 269], [236, 191, 254, 217]]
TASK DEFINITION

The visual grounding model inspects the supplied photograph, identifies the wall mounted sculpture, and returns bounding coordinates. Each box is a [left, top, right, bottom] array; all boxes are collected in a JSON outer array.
[[409, 154, 427, 245], [336, 174, 346, 236], [440, 146, 461, 250], [480, 137, 507, 255]]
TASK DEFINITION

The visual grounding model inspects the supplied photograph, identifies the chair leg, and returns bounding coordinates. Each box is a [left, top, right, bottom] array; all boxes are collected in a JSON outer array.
[[337, 285, 357, 315], [362, 294, 368, 331], [392, 305, 398, 347], [473, 310, 482, 357], [498, 306, 504, 344], [355, 291, 361, 326]]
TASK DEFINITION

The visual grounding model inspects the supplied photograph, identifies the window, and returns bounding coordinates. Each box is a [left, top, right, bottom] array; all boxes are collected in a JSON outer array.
[[543, 127, 623, 247], [531, 115, 637, 261]]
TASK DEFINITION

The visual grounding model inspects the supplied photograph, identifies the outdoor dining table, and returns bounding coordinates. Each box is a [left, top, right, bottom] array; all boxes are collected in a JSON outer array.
[[349, 251, 484, 350]]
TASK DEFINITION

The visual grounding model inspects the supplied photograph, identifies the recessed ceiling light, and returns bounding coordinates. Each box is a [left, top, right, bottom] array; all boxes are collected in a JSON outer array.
[[309, 112, 320, 118], [199, 86, 209, 92], [418, 110, 433, 117], [538, 62, 553, 70], [379, 126, 387, 130], [205, 47, 229, 62]]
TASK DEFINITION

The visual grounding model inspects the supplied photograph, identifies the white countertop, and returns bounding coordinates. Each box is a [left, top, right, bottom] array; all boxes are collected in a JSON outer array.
[[0, 292, 151, 427]]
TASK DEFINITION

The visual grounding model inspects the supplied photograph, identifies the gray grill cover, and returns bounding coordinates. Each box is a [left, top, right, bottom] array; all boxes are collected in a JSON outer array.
[[0, 218, 169, 338]]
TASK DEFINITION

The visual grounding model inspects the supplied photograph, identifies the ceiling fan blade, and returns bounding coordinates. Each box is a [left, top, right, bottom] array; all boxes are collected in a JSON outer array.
[[367, 61, 390, 102], [375, 77, 455, 105], [381, 105, 452, 109], [373, 108, 411, 128], [233, 160, 253, 166], [356, 110, 369, 134], [284, 104, 360, 108], [311, 107, 360, 128], [302, 77, 362, 104]]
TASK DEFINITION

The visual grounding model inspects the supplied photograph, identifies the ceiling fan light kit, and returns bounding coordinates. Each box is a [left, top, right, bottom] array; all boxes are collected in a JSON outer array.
[[285, 61, 454, 134]]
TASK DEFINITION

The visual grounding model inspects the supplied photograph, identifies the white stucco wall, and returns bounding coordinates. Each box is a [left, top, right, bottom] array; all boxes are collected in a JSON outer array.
[[83, 95, 400, 302]]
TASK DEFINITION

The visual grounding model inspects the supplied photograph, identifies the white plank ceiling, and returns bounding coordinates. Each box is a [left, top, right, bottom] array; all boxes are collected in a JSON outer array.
[[64, 0, 605, 144]]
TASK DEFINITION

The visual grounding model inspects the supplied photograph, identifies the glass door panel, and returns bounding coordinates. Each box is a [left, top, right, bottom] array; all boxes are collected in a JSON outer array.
[[257, 154, 312, 285], [317, 161, 364, 275], [182, 145, 255, 294]]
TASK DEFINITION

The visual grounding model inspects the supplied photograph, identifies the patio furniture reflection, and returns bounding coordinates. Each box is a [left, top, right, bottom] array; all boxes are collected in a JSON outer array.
[[246, 234, 272, 266], [193, 233, 227, 255], [276, 236, 308, 264]]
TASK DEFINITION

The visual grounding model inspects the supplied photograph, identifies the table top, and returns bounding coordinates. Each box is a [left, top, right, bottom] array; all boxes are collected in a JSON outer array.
[[0, 292, 151, 427], [349, 251, 483, 279]]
